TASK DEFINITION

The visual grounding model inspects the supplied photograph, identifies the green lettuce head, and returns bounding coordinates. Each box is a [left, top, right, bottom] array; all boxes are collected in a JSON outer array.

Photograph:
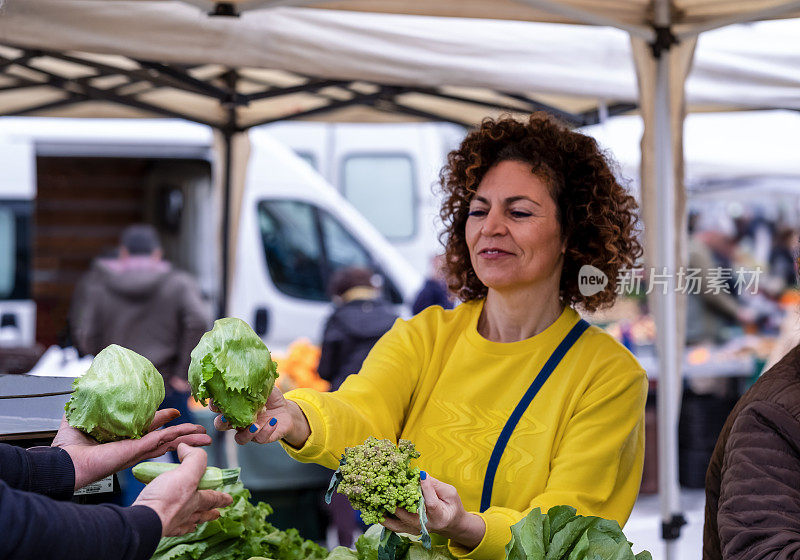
[[189, 317, 278, 429], [65, 344, 165, 443]]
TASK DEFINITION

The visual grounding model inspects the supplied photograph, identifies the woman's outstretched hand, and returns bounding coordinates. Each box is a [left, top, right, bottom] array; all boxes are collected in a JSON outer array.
[[212, 385, 311, 447], [381, 472, 486, 551]]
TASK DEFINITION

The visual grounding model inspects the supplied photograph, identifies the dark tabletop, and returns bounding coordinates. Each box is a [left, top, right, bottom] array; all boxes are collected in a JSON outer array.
[[0, 375, 74, 440]]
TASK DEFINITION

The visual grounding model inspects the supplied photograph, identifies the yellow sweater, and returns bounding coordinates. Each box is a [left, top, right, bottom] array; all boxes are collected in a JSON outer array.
[[282, 301, 647, 560]]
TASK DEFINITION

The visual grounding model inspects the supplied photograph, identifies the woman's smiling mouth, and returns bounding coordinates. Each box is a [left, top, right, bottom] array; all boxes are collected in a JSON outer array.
[[479, 247, 514, 259]]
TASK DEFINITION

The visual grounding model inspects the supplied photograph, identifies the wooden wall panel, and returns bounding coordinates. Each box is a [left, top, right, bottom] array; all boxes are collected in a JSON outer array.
[[34, 157, 149, 346]]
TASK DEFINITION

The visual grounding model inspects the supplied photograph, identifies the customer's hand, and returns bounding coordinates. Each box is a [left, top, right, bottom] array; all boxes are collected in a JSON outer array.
[[133, 444, 233, 536], [52, 408, 212, 490], [212, 386, 310, 448], [382, 473, 486, 551]]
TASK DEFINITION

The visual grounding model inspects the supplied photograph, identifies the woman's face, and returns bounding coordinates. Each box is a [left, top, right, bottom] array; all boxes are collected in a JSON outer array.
[[465, 160, 565, 295]]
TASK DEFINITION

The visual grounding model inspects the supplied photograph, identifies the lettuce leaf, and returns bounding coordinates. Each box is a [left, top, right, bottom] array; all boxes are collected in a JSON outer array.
[[65, 344, 164, 442], [189, 318, 278, 428], [152, 482, 327, 560], [352, 525, 454, 560], [505, 506, 652, 560]]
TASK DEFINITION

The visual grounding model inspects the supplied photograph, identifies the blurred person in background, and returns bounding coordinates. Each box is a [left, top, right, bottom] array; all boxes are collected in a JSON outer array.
[[769, 226, 798, 290], [763, 233, 800, 371], [412, 254, 454, 315], [686, 212, 757, 397], [686, 212, 756, 347], [0, 409, 231, 560], [317, 266, 398, 547], [317, 266, 398, 392]]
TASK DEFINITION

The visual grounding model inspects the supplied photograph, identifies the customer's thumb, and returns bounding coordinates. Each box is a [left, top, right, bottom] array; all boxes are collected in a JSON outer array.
[[176, 443, 207, 485]]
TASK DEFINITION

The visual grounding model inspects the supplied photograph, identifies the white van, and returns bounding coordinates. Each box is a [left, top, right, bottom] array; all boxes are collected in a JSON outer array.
[[0, 118, 421, 358], [264, 121, 465, 274]]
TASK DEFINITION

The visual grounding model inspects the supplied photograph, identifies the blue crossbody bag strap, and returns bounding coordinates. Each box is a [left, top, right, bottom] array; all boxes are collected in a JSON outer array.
[[479, 318, 590, 513]]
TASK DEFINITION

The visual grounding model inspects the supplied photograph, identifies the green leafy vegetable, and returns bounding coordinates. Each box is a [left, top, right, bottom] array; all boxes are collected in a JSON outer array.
[[340, 525, 455, 560], [189, 318, 278, 428], [132, 461, 241, 489], [504, 506, 652, 560], [65, 344, 164, 442], [151, 482, 328, 560]]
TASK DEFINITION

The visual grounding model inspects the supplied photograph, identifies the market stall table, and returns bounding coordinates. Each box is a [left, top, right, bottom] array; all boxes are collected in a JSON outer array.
[[0, 374, 73, 445]]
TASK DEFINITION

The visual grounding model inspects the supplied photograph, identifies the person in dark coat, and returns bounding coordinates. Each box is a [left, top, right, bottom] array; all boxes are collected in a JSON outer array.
[[704, 342, 800, 559], [769, 226, 798, 289], [317, 267, 399, 391], [412, 254, 454, 315], [0, 410, 231, 560], [317, 267, 398, 546]]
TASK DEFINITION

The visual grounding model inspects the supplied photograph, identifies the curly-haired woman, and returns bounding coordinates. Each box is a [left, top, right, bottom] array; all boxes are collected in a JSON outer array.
[[213, 113, 647, 559]]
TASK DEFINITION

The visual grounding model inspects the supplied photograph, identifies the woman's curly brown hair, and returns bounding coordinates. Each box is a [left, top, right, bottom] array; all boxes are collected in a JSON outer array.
[[438, 112, 642, 312]]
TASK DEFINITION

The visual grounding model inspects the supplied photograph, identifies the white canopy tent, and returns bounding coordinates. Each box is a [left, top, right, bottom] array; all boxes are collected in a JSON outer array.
[[584, 110, 800, 187], [2, 3, 800, 558]]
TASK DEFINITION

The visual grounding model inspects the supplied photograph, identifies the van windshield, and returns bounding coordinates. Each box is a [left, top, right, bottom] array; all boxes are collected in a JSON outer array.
[[0, 208, 14, 298], [257, 199, 392, 302], [0, 202, 30, 301]]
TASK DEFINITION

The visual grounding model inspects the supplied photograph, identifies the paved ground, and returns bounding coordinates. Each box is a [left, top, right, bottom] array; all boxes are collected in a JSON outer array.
[[626, 488, 706, 560]]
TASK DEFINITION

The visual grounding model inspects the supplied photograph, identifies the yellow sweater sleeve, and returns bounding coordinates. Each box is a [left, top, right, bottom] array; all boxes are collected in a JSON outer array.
[[449, 364, 647, 560], [279, 315, 427, 469]]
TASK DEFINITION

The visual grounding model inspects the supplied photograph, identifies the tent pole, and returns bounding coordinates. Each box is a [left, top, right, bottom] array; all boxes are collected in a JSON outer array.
[[218, 69, 239, 319], [652, 2, 684, 559], [655, 52, 681, 560], [219, 129, 233, 319]]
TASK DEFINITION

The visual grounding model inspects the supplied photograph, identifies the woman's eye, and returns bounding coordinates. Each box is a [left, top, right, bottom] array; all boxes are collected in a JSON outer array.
[[510, 211, 532, 218], [467, 210, 487, 217]]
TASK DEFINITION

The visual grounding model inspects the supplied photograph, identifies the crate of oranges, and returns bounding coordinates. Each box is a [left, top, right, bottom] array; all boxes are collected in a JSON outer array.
[[273, 338, 330, 392]]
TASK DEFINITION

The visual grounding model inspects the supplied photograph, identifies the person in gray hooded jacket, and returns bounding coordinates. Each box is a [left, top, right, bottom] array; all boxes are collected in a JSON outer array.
[[70, 224, 210, 426]]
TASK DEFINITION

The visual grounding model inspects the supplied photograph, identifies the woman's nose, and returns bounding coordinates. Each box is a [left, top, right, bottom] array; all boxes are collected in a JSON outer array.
[[481, 208, 507, 236]]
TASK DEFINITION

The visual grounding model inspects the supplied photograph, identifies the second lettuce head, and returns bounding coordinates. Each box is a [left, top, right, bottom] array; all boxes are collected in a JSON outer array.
[[189, 317, 278, 428], [65, 344, 164, 443]]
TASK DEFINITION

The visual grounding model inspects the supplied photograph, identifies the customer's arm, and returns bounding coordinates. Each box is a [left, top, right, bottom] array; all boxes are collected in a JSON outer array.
[[0, 479, 162, 560], [0, 444, 231, 560], [0, 444, 76, 499], [718, 401, 800, 560]]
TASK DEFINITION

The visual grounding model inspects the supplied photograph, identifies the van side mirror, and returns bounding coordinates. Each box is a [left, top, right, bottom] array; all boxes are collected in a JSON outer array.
[[254, 307, 270, 337]]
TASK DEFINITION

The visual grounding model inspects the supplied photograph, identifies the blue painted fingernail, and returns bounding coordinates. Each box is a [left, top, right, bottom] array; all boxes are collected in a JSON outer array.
[[220, 415, 227, 423], [269, 417, 277, 427], [249, 424, 258, 433], [420, 470, 427, 480]]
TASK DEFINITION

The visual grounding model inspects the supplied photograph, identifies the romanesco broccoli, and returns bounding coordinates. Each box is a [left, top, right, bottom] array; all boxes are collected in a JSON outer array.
[[336, 436, 422, 525]]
